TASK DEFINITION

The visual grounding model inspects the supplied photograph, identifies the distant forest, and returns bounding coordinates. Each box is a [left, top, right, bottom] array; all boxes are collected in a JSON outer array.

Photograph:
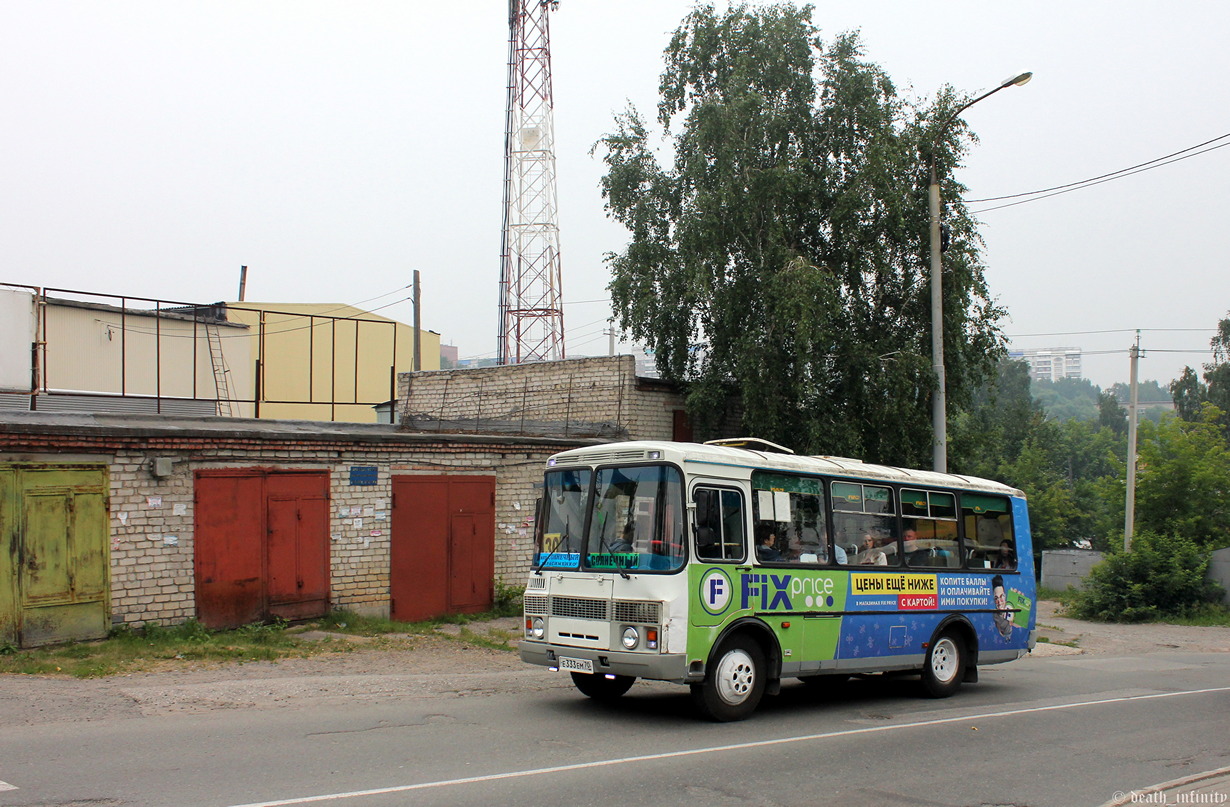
[[1031, 376, 1171, 423]]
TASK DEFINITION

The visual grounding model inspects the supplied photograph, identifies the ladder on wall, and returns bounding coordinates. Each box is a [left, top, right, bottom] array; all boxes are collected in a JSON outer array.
[[206, 324, 235, 417]]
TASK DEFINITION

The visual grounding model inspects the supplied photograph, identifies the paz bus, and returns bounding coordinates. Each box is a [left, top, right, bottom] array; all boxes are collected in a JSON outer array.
[[520, 438, 1036, 721]]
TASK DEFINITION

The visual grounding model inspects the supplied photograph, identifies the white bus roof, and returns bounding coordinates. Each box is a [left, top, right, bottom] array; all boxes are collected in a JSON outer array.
[[547, 440, 1024, 498]]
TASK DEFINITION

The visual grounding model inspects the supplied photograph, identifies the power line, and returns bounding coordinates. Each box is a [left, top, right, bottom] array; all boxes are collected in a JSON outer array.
[[968, 132, 1230, 214], [966, 130, 1230, 204], [1007, 327, 1215, 338]]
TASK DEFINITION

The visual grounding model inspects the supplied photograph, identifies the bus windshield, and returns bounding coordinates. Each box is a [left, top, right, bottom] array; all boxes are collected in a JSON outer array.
[[584, 465, 685, 572], [534, 464, 686, 573], [534, 468, 590, 569]]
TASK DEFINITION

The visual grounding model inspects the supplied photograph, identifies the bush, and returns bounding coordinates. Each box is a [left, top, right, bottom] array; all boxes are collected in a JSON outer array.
[[492, 577, 524, 617], [1071, 532, 1224, 622]]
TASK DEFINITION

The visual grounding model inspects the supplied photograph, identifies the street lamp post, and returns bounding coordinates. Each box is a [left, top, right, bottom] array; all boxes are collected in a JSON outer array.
[[928, 71, 1031, 474]]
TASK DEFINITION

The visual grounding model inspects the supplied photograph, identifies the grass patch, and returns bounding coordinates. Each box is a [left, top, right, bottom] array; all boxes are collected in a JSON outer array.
[[449, 626, 520, 652], [311, 608, 519, 636], [1035, 635, 1081, 648], [1037, 586, 1080, 609], [0, 618, 354, 679], [0, 608, 523, 678], [1161, 603, 1230, 627]]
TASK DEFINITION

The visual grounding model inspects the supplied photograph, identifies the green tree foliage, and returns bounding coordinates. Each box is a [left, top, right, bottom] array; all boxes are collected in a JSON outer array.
[[950, 360, 1038, 479], [1071, 531, 1223, 622], [1133, 404, 1230, 548], [597, 4, 1003, 463], [1171, 313, 1230, 436], [1097, 390, 1127, 436], [951, 360, 1125, 552]]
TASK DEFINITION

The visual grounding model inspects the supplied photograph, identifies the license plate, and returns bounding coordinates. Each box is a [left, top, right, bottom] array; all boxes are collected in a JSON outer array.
[[558, 656, 593, 674]]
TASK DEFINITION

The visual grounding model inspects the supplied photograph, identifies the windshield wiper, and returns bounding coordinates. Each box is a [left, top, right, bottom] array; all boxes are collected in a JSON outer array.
[[594, 526, 631, 580], [534, 519, 569, 575]]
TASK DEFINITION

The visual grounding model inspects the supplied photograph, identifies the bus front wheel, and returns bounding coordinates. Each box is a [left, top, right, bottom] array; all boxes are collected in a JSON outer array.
[[571, 672, 635, 700], [692, 635, 766, 722], [921, 632, 965, 698]]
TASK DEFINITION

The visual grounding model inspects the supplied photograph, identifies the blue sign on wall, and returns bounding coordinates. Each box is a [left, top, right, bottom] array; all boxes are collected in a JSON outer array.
[[349, 466, 379, 486]]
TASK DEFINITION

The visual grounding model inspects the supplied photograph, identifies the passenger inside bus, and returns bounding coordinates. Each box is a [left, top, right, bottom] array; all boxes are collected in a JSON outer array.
[[858, 533, 889, 565], [996, 539, 1017, 569], [755, 525, 783, 562]]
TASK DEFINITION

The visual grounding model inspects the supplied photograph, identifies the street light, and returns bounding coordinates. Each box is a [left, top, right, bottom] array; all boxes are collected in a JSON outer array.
[[928, 71, 1031, 474]]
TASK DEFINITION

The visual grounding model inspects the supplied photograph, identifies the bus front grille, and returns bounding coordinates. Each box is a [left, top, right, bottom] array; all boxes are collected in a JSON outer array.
[[551, 596, 609, 621], [524, 595, 548, 615], [613, 600, 661, 624]]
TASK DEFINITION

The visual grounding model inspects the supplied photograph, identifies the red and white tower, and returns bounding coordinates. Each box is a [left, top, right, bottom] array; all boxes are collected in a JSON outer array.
[[497, 0, 565, 365]]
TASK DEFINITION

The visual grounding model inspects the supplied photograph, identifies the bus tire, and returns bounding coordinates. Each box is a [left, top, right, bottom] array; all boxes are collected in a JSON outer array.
[[570, 672, 635, 700], [921, 631, 964, 698], [691, 635, 766, 722]]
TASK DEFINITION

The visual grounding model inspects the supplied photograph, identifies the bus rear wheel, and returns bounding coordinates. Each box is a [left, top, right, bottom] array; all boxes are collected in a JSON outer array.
[[921, 631, 965, 698], [692, 635, 766, 722], [570, 672, 635, 700]]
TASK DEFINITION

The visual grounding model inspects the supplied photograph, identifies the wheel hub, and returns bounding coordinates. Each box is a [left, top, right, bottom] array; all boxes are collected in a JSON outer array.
[[716, 648, 756, 704]]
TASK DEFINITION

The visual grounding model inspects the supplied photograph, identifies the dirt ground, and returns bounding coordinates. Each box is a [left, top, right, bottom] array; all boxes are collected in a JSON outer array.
[[2, 606, 1227, 728]]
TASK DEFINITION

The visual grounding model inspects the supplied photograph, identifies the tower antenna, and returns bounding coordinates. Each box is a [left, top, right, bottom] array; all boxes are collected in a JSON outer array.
[[497, 0, 565, 365]]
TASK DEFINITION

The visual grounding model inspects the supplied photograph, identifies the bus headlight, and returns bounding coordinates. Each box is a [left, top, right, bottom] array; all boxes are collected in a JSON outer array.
[[621, 626, 640, 650], [533, 618, 545, 639]]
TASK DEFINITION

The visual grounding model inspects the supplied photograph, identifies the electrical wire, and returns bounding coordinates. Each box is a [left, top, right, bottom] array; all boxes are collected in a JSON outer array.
[[966, 130, 1230, 204], [970, 138, 1230, 214], [1008, 327, 1216, 339]]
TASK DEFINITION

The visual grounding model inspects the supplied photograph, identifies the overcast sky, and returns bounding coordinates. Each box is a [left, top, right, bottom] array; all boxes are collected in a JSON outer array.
[[2, 1, 1227, 389]]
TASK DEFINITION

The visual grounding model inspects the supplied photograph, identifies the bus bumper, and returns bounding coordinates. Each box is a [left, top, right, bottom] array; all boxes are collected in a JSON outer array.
[[520, 641, 693, 683]]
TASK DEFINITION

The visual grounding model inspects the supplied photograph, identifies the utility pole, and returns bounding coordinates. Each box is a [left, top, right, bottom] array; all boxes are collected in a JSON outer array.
[[412, 270, 421, 372], [927, 71, 1031, 473], [237, 265, 247, 302], [1124, 332, 1141, 550]]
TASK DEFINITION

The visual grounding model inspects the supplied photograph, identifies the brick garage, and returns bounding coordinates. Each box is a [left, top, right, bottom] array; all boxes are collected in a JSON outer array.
[[1, 411, 590, 631]]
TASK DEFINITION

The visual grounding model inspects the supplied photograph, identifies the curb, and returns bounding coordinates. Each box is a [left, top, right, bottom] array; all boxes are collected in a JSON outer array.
[[1099, 765, 1230, 807]]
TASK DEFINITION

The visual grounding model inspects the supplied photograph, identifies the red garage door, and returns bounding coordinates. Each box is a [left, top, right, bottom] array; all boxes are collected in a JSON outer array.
[[195, 469, 330, 629], [390, 475, 495, 622]]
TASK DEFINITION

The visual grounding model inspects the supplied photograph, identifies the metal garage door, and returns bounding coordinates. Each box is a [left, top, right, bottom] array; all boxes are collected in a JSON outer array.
[[390, 475, 495, 622], [194, 469, 330, 629], [0, 464, 109, 648]]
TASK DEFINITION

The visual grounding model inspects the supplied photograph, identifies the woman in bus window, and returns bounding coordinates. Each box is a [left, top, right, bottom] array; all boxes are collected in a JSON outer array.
[[859, 533, 888, 566], [996, 539, 1017, 570]]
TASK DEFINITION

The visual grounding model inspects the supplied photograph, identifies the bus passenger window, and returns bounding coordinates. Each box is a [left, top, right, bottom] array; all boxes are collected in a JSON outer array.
[[832, 482, 900, 566], [751, 479, 826, 565], [962, 494, 1014, 569], [901, 489, 960, 568]]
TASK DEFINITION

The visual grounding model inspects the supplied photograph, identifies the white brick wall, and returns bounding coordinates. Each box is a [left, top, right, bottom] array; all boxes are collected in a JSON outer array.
[[399, 355, 686, 441]]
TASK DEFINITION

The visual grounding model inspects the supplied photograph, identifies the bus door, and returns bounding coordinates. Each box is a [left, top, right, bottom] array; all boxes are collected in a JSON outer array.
[[689, 483, 748, 629]]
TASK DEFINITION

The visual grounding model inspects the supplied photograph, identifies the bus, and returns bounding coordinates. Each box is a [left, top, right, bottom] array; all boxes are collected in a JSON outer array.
[[520, 438, 1036, 721]]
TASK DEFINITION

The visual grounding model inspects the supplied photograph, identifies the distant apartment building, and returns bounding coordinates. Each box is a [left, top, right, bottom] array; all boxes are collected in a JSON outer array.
[[1009, 347, 1083, 382]]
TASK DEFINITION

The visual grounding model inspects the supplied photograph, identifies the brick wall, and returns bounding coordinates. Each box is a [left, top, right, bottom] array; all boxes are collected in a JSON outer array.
[[1, 414, 587, 626], [398, 355, 687, 440]]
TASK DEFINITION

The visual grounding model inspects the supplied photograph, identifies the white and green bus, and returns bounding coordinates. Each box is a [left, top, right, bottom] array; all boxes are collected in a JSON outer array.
[[520, 438, 1037, 721]]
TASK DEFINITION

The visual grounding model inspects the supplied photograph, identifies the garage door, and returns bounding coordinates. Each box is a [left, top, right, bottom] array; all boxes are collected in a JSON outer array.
[[390, 475, 495, 622], [0, 464, 109, 648], [195, 469, 330, 629]]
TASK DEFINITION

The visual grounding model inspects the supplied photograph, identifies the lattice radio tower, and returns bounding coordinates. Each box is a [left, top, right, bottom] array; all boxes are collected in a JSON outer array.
[[497, 0, 565, 365]]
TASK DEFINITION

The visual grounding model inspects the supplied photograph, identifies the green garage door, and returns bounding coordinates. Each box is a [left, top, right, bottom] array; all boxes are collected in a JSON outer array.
[[0, 465, 110, 648]]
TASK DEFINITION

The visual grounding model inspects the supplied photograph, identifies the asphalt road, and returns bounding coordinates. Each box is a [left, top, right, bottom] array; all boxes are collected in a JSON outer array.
[[2, 651, 1228, 807]]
